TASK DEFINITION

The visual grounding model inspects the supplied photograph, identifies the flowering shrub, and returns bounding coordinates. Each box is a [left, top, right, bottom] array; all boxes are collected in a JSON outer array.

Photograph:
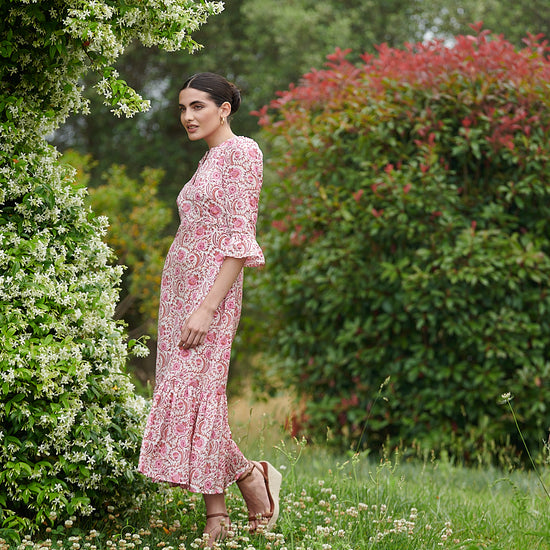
[[0, 0, 222, 537], [254, 25, 550, 459]]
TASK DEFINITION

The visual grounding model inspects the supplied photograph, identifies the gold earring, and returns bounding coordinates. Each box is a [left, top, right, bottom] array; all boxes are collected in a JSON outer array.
[[220, 117, 225, 125]]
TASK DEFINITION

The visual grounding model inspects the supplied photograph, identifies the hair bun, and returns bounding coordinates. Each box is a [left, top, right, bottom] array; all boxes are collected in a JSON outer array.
[[230, 84, 241, 115]]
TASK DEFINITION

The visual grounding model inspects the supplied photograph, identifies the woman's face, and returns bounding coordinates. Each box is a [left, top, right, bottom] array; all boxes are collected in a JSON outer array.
[[178, 87, 229, 147]]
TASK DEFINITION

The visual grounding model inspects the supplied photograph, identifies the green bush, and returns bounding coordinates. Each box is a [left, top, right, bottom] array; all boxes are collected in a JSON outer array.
[[0, 0, 222, 537], [253, 27, 550, 460]]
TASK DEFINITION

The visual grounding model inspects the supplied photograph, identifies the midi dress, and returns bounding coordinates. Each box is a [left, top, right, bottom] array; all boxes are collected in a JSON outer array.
[[138, 136, 265, 494]]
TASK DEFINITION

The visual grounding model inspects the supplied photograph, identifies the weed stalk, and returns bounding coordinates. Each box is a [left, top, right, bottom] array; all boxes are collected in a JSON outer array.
[[501, 392, 550, 501]]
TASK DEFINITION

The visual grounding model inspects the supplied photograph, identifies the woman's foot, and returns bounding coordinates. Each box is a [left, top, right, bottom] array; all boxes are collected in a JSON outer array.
[[236, 461, 282, 532], [203, 513, 231, 547]]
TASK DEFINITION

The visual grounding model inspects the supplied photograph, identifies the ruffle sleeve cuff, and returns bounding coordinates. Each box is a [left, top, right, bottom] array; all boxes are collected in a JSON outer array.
[[221, 232, 265, 268]]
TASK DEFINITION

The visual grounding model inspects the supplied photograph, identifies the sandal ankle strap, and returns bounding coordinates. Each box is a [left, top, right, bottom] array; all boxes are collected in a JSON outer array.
[[206, 512, 229, 519], [236, 461, 256, 484]]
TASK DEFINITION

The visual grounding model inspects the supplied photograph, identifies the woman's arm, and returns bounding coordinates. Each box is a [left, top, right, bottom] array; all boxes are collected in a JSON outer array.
[[178, 256, 246, 350]]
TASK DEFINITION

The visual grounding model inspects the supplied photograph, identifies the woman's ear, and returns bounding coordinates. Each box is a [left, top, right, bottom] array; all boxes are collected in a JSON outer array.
[[219, 101, 232, 118]]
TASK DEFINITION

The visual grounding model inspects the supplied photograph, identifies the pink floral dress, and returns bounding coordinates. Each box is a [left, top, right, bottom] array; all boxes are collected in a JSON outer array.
[[138, 136, 264, 494]]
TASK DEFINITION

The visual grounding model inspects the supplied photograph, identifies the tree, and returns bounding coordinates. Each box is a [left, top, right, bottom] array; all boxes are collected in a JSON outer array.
[[0, 0, 222, 536], [422, 0, 550, 45], [253, 28, 550, 461]]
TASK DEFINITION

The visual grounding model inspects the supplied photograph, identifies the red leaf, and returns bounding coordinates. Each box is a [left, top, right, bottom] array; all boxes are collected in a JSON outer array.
[[469, 21, 484, 34]]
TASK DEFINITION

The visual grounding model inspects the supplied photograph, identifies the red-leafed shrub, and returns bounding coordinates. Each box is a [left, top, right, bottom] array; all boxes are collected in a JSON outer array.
[[253, 25, 550, 461]]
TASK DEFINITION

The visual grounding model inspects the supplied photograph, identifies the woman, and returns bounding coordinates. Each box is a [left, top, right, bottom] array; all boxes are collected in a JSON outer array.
[[138, 73, 281, 545]]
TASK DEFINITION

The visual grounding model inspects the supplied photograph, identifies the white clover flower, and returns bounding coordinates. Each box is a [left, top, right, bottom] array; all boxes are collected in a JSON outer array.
[[500, 392, 513, 403]]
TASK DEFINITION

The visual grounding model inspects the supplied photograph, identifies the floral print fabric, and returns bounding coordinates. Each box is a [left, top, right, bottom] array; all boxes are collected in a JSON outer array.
[[138, 136, 264, 493]]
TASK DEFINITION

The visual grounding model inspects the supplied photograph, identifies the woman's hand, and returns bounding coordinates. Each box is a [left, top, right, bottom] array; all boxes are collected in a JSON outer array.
[[178, 257, 246, 350], [178, 305, 215, 349]]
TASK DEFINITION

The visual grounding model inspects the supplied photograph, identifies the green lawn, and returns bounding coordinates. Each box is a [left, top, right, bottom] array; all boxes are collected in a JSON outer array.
[[8, 434, 549, 550]]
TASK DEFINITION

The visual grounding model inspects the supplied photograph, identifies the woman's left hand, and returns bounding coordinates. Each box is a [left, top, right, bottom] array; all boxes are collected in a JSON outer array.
[[178, 257, 245, 350], [178, 306, 215, 349]]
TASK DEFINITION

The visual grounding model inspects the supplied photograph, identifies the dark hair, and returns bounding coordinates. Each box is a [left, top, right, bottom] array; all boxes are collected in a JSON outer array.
[[181, 72, 241, 115]]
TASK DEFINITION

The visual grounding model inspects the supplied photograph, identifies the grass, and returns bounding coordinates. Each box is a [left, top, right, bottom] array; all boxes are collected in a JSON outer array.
[[3, 394, 550, 550]]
